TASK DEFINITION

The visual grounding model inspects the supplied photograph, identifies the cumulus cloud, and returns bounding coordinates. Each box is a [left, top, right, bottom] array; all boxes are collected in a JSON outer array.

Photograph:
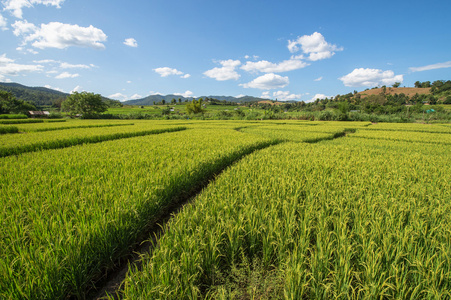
[[409, 61, 451, 72], [123, 38, 138, 47], [314, 76, 323, 81], [108, 93, 142, 101], [12, 21, 107, 49], [0, 53, 43, 79], [154, 67, 185, 77], [71, 85, 82, 93], [108, 93, 127, 101], [339, 68, 403, 87], [309, 94, 329, 102], [59, 62, 94, 69], [262, 90, 303, 101], [3, 0, 65, 19], [204, 59, 241, 81], [288, 32, 343, 61], [55, 71, 79, 79], [173, 90, 194, 98], [241, 56, 309, 73], [44, 84, 64, 92], [240, 73, 289, 90], [180, 74, 191, 79]]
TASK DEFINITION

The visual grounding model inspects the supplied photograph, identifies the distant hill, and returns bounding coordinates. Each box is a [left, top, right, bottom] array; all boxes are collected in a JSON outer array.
[[123, 94, 269, 106], [358, 87, 431, 97], [0, 82, 68, 106], [0, 82, 120, 108]]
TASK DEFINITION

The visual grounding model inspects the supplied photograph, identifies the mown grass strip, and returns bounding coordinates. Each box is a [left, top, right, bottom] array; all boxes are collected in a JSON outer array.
[[0, 126, 19, 135], [0, 126, 186, 158]]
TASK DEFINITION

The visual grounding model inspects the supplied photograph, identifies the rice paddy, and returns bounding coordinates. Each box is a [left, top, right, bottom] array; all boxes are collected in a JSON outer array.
[[0, 119, 450, 299]]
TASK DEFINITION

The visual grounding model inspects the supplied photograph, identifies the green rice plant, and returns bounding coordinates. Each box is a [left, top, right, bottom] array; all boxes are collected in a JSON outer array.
[[15, 119, 132, 132], [0, 122, 186, 157], [0, 126, 276, 299], [0, 126, 19, 134], [0, 119, 43, 124], [351, 129, 451, 144], [363, 122, 451, 134], [122, 124, 451, 299], [0, 114, 28, 119]]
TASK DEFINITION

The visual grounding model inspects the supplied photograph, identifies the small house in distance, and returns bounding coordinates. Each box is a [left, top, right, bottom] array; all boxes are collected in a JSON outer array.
[[28, 111, 50, 118]]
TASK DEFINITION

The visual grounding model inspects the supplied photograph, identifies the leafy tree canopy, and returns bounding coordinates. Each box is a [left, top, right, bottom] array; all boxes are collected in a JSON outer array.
[[186, 98, 205, 115], [0, 90, 37, 114], [61, 91, 108, 117]]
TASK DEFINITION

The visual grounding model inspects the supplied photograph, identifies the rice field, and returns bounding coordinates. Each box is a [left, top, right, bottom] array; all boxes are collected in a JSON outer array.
[[0, 119, 450, 299]]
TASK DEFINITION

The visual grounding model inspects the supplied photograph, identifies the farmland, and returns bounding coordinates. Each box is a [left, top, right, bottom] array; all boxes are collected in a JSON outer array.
[[1, 119, 450, 299]]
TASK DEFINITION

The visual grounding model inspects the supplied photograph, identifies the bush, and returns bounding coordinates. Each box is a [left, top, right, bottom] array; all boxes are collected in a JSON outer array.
[[0, 114, 28, 119]]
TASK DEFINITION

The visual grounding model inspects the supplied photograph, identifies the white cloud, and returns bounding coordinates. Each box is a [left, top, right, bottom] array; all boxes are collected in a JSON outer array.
[[409, 61, 451, 72], [204, 59, 241, 81], [130, 94, 142, 100], [261, 90, 303, 101], [314, 76, 323, 81], [149, 91, 162, 95], [3, 0, 65, 19], [13, 21, 107, 49], [181, 74, 191, 79], [240, 73, 289, 90], [0, 53, 43, 79], [173, 90, 194, 98], [12, 19, 36, 36], [241, 56, 308, 73], [55, 71, 79, 79], [33, 59, 58, 64], [123, 38, 138, 47], [235, 94, 246, 98], [44, 84, 64, 92], [59, 62, 92, 69], [71, 85, 82, 93], [108, 92, 128, 101], [154, 67, 184, 77], [0, 13, 7, 30], [308, 94, 330, 102], [288, 32, 343, 61], [339, 68, 403, 87]]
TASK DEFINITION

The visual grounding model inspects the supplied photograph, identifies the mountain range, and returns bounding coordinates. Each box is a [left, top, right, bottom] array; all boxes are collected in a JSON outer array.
[[0, 82, 269, 106]]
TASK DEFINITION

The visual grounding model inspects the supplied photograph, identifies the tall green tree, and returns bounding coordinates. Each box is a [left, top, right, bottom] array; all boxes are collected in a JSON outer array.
[[61, 91, 107, 117], [0, 90, 36, 114], [186, 98, 205, 114]]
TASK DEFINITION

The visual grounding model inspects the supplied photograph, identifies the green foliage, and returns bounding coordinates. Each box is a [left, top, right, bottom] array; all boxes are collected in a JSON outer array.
[[0, 114, 27, 119], [0, 82, 68, 106], [392, 82, 401, 88], [0, 90, 37, 114], [186, 98, 205, 114], [0, 126, 19, 134], [61, 91, 108, 117]]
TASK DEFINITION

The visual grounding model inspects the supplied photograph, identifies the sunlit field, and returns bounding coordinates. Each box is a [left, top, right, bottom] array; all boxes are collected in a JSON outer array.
[[1, 120, 450, 299]]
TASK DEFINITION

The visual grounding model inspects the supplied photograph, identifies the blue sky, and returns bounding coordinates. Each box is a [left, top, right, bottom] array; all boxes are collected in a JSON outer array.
[[1, 0, 450, 102]]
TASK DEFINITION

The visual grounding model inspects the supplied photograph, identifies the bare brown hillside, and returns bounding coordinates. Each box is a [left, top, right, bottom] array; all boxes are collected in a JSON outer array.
[[358, 87, 431, 97]]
